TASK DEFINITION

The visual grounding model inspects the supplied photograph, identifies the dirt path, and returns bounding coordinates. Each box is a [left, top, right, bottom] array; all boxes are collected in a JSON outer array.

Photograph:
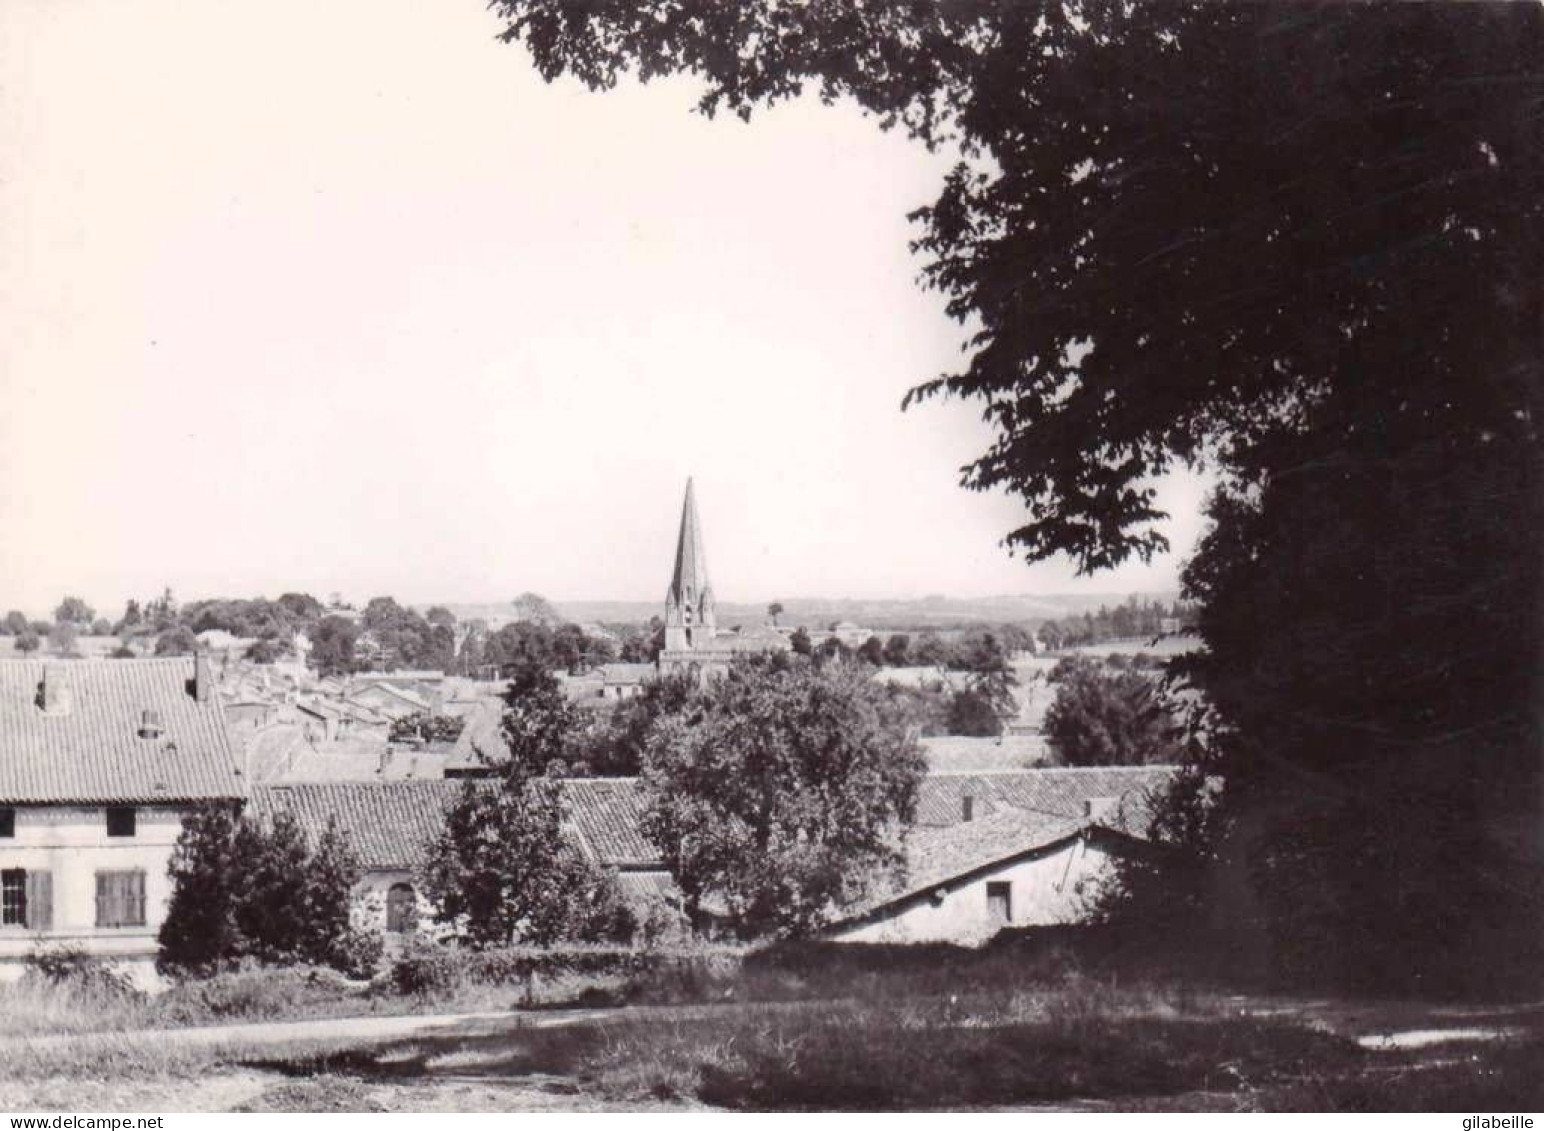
[[8, 993, 1539, 1059], [0, 1005, 617, 1056], [0, 999, 757, 1061], [1228, 995, 1544, 1050]]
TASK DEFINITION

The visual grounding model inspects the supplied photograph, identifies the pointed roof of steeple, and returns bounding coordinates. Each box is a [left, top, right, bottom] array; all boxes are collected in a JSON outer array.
[[668, 478, 711, 604]]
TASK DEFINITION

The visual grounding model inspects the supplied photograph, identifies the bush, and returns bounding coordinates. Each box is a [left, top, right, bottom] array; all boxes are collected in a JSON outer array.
[[155, 964, 357, 1025], [23, 944, 142, 1002], [388, 937, 745, 1003], [333, 928, 387, 981]]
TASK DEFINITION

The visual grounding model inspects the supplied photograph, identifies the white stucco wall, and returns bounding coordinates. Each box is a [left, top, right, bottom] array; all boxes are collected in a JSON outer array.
[[352, 868, 429, 935], [0, 804, 194, 976], [829, 834, 1121, 946]]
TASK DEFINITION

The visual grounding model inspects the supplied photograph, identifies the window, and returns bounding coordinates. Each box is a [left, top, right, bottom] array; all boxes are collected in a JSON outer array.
[[3, 870, 51, 930], [386, 883, 418, 934], [105, 806, 136, 838], [986, 881, 1012, 926], [0, 807, 14, 838], [95, 870, 146, 928], [1, 869, 25, 926]]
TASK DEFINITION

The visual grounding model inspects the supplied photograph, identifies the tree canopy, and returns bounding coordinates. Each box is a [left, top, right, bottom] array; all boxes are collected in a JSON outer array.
[[1042, 656, 1183, 766], [53, 596, 94, 626], [420, 679, 635, 947], [639, 658, 926, 938]]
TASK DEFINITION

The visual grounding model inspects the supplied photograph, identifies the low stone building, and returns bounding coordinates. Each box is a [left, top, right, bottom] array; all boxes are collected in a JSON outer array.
[[823, 808, 1151, 945], [822, 765, 1173, 944], [243, 765, 1174, 948], [247, 777, 677, 939], [0, 657, 242, 982]]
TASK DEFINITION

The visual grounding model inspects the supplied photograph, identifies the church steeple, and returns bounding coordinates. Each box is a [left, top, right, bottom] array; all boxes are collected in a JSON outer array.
[[664, 478, 715, 652]]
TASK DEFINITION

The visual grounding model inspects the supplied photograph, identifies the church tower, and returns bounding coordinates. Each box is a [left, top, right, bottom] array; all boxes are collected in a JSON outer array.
[[663, 478, 716, 653]]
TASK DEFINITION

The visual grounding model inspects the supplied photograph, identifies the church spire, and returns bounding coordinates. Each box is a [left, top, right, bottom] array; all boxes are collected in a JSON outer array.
[[670, 478, 710, 604], [664, 478, 715, 651]]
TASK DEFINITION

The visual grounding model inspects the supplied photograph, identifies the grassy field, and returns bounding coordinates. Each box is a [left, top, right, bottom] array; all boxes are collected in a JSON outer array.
[[3, 950, 1541, 1112]]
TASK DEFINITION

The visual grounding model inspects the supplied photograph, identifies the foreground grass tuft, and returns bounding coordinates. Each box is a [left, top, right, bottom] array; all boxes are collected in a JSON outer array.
[[564, 989, 1357, 1110]]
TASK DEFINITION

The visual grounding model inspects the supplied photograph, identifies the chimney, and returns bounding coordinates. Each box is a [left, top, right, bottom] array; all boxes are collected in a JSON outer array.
[[193, 651, 213, 704], [1084, 796, 1119, 823], [962, 795, 975, 823], [40, 665, 72, 716]]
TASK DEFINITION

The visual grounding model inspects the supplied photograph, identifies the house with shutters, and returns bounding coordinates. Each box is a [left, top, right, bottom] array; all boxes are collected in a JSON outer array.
[[0, 656, 242, 981]]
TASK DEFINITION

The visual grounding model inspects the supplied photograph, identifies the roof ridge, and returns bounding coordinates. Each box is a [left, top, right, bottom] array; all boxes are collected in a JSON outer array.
[[2, 655, 196, 667], [925, 764, 1179, 777]]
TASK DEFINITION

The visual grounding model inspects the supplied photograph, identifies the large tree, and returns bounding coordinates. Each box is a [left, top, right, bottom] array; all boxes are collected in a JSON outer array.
[[1043, 657, 1182, 767], [639, 658, 926, 938], [420, 769, 633, 948], [420, 663, 635, 945], [309, 615, 360, 677], [490, 0, 1544, 989]]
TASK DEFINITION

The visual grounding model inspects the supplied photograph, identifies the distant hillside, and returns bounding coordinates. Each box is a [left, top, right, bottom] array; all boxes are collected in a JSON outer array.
[[433, 592, 1179, 631]]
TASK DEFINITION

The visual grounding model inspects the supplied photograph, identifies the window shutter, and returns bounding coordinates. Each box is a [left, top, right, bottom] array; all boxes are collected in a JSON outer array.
[[132, 871, 146, 927], [25, 870, 52, 932], [96, 872, 109, 927]]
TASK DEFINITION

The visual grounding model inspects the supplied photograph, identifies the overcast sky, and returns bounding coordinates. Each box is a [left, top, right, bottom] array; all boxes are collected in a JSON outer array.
[[0, 0, 1207, 618]]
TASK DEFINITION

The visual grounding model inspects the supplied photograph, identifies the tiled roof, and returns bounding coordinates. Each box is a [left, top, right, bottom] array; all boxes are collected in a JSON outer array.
[[561, 778, 656, 867], [351, 683, 431, 711], [832, 808, 1093, 924], [249, 780, 461, 871], [279, 745, 450, 783], [349, 671, 445, 684], [247, 768, 1177, 891], [726, 628, 791, 654], [248, 777, 661, 872], [901, 809, 1088, 897], [0, 659, 243, 803], [915, 766, 1177, 834], [297, 700, 347, 721]]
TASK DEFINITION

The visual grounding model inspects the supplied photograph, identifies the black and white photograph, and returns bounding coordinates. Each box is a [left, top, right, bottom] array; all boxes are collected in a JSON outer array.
[[0, 0, 1540, 1117]]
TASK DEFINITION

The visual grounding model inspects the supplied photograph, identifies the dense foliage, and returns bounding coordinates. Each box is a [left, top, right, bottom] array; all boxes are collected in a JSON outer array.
[[1042, 657, 1183, 766], [639, 658, 926, 939], [159, 807, 372, 977], [420, 775, 632, 947], [420, 663, 634, 946]]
